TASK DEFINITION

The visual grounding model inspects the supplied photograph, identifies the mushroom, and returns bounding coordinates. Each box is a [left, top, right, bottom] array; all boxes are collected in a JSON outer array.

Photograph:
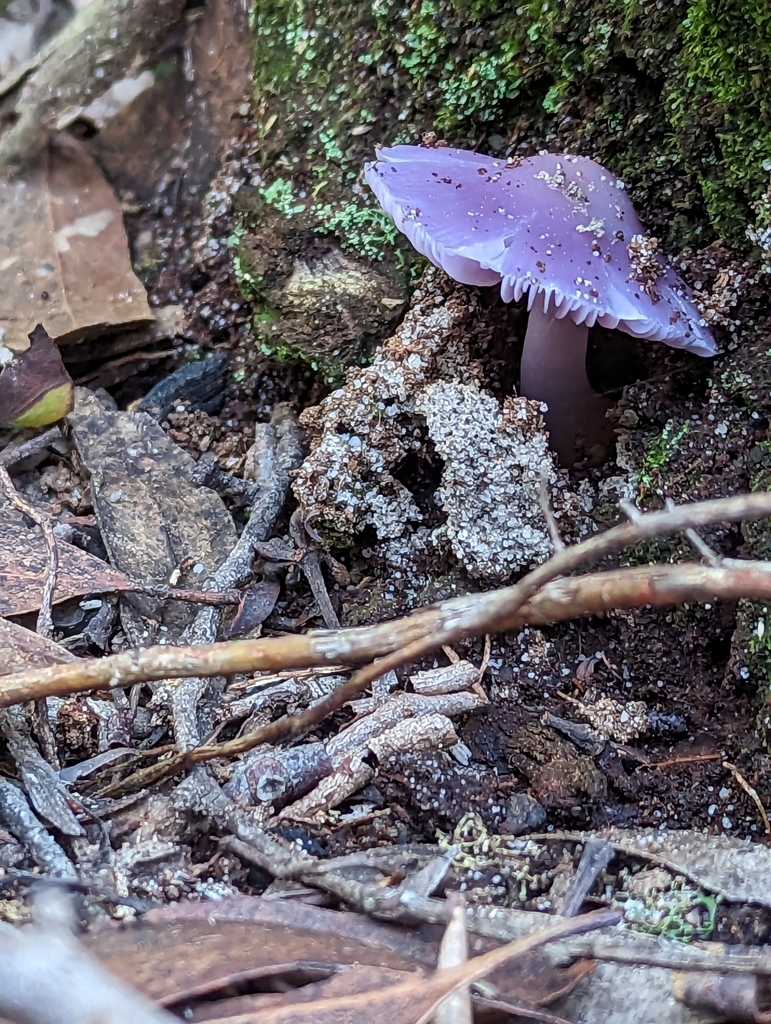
[[364, 145, 717, 463]]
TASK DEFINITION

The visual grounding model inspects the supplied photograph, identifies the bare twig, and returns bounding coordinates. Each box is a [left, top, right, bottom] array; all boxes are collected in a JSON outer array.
[[436, 894, 472, 1024], [0, 560, 770, 719], [398, 886, 771, 976], [538, 475, 564, 551], [0, 427, 64, 467], [291, 509, 341, 629], [0, 707, 81, 833], [723, 760, 771, 835], [559, 837, 614, 917], [665, 497, 722, 566], [0, 778, 75, 878], [170, 409, 303, 750]]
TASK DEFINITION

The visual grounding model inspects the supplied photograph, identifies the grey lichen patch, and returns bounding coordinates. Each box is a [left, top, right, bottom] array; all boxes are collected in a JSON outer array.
[[294, 268, 473, 540], [418, 380, 568, 578], [294, 267, 579, 577]]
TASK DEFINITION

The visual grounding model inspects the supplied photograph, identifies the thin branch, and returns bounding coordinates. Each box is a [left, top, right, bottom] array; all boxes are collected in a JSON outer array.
[[538, 475, 564, 551], [0, 427, 63, 468], [0, 493, 770, 711], [30, 557, 771, 801], [665, 497, 722, 566], [169, 408, 303, 751], [723, 760, 771, 835], [0, 560, 766, 718]]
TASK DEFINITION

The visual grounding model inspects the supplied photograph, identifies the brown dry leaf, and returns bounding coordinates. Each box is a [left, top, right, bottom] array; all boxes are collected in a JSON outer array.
[[0, 617, 79, 675], [0, 323, 74, 427], [189, 912, 605, 1024], [83, 895, 595, 1021], [184, 966, 417, 1023], [222, 579, 281, 639], [0, 501, 132, 616], [84, 898, 439, 1004], [0, 138, 152, 352]]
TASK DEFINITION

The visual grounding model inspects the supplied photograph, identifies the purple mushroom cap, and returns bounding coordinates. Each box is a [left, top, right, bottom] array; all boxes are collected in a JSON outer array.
[[364, 145, 715, 354], [364, 145, 716, 462]]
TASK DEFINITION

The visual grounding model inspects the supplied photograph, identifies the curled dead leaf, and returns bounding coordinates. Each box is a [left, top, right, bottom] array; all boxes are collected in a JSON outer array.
[[0, 323, 73, 427]]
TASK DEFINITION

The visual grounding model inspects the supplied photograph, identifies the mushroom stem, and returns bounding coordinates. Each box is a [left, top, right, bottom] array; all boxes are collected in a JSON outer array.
[[519, 304, 611, 464]]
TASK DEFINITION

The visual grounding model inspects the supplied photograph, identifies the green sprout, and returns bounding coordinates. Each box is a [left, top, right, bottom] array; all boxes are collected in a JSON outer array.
[[639, 420, 689, 495], [616, 880, 719, 942]]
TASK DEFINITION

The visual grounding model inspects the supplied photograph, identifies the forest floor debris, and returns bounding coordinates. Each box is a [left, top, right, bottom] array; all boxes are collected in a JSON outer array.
[[4, 2, 771, 1023]]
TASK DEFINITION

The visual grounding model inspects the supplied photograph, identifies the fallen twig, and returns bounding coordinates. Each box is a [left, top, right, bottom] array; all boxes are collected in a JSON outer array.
[[169, 407, 304, 750], [0, 427, 64, 467], [723, 760, 771, 835], [0, 493, 770, 714], [0, 558, 768, 717], [0, 778, 75, 878]]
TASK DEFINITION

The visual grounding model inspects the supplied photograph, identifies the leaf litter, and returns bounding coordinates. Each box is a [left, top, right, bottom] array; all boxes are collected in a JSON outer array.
[[0, 138, 152, 351], [1, 3, 771, 1024]]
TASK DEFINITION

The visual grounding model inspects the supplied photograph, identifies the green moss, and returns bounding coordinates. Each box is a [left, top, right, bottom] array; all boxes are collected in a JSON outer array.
[[615, 879, 719, 942], [673, 0, 771, 242], [260, 177, 307, 217], [249, 0, 771, 254], [315, 202, 402, 264], [228, 230, 255, 297], [638, 421, 690, 497]]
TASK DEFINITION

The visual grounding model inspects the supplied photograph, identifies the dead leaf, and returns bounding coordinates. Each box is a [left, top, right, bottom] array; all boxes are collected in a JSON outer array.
[[0, 323, 74, 427], [673, 970, 771, 1022], [222, 580, 280, 639], [83, 895, 595, 1021], [0, 138, 152, 352], [87, 65, 187, 205], [0, 501, 132, 616], [84, 898, 438, 1004], [183, 966, 417, 1023], [66, 305, 185, 390], [179, 909, 611, 1024], [0, 617, 79, 675]]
